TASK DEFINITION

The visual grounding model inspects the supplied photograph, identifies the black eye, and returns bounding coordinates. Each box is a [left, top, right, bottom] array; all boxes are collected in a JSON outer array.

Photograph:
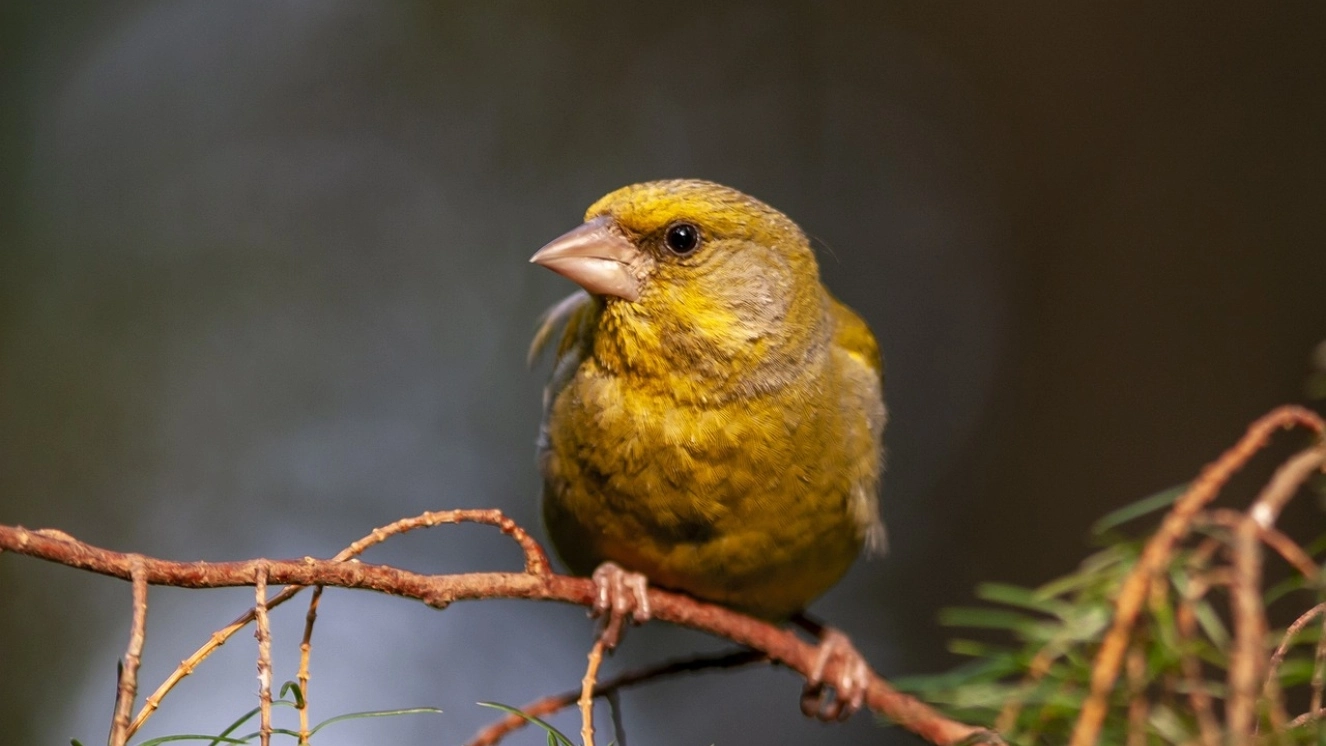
[[664, 222, 700, 255]]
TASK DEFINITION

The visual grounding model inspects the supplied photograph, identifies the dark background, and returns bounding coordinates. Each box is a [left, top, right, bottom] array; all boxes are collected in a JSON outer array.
[[2, 3, 1323, 745]]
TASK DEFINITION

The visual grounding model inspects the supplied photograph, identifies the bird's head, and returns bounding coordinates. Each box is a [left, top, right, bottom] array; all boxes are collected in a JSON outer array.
[[531, 180, 831, 389]]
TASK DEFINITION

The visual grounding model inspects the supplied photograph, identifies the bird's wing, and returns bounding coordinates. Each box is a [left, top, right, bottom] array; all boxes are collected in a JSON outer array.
[[829, 295, 884, 382], [527, 289, 594, 367], [530, 290, 600, 472], [829, 295, 888, 554]]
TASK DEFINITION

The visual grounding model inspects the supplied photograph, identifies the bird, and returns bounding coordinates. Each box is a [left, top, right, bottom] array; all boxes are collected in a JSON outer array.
[[529, 179, 886, 719]]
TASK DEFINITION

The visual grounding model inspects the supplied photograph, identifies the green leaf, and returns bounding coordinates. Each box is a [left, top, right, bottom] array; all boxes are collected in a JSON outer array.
[[1191, 599, 1230, 650], [939, 607, 1036, 631], [1147, 703, 1195, 744], [1265, 575, 1310, 605], [975, 582, 1073, 617], [946, 639, 1022, 663], [193, 700, 303, 746], [136, 736, 248, 746], [1055, 605, 1111, 643], [231, 728, 305, 742], [278, 681, 305, 708], [1091, 484, 1188, 536], [478, 702, 575, 746], [207, 706, 261, 745], [307, 707, 442, 736]]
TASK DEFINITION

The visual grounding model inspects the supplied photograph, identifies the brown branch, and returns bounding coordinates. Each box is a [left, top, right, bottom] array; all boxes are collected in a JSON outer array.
[[297, 585, 323, 744], [1175, 572, 1222, 746], [128, 508, 544, 737], [1266, 604, 1325, 719], [109, 557, 148, 746], [254, 564, 273, 746], [993, 640, 1065, 735], [1227, 513, 1268, 739], [1068, 405, 1324, 746], [1285, 705, 1326, 731], [0, 523, 995, 746], [467, 649, 767, 746], [1125, 645, 1147, 746], [1247, 445, 1326, 532], [1202, 509, 1321, 581], [1314, 605, 1326, 729], [580, 638, 607, 746]]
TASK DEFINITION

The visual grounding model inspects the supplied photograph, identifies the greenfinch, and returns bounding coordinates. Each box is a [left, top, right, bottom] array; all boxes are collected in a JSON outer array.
[[530, 179, 885, 717]]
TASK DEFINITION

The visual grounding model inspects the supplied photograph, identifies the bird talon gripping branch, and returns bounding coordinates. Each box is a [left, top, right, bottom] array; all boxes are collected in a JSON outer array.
[[590, 561, 651, 649], [802, 627, 871, 721], [531, 180, 887, 715]]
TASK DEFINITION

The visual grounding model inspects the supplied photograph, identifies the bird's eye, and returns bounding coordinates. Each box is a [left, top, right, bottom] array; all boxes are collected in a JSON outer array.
[[663, 222, 701, 255]]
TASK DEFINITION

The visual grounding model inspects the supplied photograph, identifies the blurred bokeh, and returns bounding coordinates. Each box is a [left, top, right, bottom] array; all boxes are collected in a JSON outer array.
[[2, 3, 1323, 745]]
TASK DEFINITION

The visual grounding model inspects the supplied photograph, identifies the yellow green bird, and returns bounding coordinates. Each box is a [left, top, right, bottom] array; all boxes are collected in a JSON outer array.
[[530, 179, 885, 717]]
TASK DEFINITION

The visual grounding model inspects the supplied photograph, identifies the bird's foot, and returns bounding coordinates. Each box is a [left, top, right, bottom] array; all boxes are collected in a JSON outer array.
[[590, 561, 651, 649], [801, 626, 870, 721]]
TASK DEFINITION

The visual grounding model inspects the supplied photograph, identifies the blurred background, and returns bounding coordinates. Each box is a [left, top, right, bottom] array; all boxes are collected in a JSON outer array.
[[2, 3, 1323, 745]]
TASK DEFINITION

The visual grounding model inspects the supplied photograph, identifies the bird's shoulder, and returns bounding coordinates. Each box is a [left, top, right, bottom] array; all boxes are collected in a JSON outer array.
[[827, 294, 883, 381]]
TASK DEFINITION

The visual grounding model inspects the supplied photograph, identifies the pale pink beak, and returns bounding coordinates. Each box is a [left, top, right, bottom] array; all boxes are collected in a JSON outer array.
[[530, 216, 643, 301]]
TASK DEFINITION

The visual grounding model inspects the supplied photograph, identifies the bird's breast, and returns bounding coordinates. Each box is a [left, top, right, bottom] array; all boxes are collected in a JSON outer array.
[[548, 359, 846, 536], [540, 348, 875, 617]]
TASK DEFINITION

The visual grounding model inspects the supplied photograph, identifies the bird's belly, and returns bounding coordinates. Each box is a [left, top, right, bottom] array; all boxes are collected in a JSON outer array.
[[542, 375, 863, 618]]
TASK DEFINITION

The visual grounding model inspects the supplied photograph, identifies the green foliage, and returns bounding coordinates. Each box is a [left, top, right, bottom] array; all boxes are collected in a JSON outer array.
[[76, 683, 441, 746], [477, 702, 618, 746], [896, 487, 1326, 745], [479, 702, 580, 746]]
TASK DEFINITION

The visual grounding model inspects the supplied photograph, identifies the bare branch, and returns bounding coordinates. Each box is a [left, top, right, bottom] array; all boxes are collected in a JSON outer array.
[[297, 585, 323, 744], [1247, 446, 1326, 531], [254, 564, 273, 746], [1174, 569, 1223, 746], [0, 523, 994, 746], [467, 649, 766, 746], [109, 557, 148, 746], [580, 638, 607, 746], [126, 508, 543, 737], [1226, 515, 1267, 738], [1068, 405, 1324, 746]]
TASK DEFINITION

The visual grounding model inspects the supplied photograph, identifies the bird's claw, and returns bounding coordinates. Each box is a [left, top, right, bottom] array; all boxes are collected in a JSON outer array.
[[590, 561, 651, 649], [801, 627, 870, 721]]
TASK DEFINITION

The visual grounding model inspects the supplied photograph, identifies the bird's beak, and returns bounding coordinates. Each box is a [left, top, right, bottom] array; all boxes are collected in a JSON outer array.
[[530, 216, 643, 301]]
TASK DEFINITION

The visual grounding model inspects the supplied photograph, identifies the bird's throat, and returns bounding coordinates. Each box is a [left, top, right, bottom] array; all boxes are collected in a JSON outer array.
[[590, 296, 832, 405]]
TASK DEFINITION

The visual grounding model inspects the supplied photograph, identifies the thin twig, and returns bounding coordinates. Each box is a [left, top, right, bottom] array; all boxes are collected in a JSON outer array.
[[994, 642, 1064, 734], [1227, 515, 1268, 739], [1265, 605, 1325, 715], [1227, 446, 1324, 737], [254, 564, 273, 746], [1247, 446, 1326, 532], [466, 649, 766, 746], [580, 638, 607, 746], [1286, 705, 1326, 730], [1125, 645, 1147, 746], [1314, 607, 1326, 728], [297, 585, 324, 744], [109, 557, 148, 746], [1068, 405, 1323, 746], [1174, 570, 1222, 746], [1203, 509, 1320, 581], [125, 508, 544, 737], [0, 525, 989, 746], [341, 509, 551, 576]]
